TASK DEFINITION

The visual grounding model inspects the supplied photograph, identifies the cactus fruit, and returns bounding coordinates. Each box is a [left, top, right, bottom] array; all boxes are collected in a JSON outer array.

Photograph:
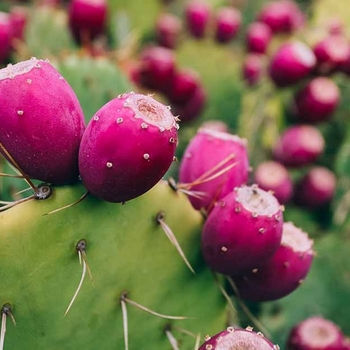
[[0, 12, 12, 64], [198, 326, 280, 349], [155, 13, 182, 49], [272, 125, 325, 167], [243, 53, 265, 86], [201, 184, 284, 276], [286, 316, 345, 350], [78, 92, 179, 203], [179, 128, 249, 211], [214, 7, 241, 44], [246, 22, 272, 54], [68, 0, 108, 43], [233, 221, 314, 302], [0, 181, 227, 349], [0, 58, 86, 185], [254, 160, 293, 204], [292, 77, 340, 124], [185, 0, 211, 39], [268, 41, 316, 87]]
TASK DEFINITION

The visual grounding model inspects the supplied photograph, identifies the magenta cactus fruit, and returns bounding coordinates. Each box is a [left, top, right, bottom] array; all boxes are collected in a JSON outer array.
[[243, 53, 265, 86], [155, 13, 182, 49], [273, 125, 325, 167], [68, 0, 107, 43], [246, 22, 272, 54], [295, 166, 336, 208], [185, 0, 211, 38], [165, 68, 201, 104], [257, 0, 304, 34], [179, 128, 249, 211], [9, 6, 28, 42], [201, 184, 284, 276], [214, 7, 241, 44], [269, 41, 316, 87], [198, 326, 280, 350], [0, 12, 12, 63], [254, 160, 293, 204], [233, 221, 314, 302], [287, 316, 345, 350], [78, 92, 179, 203], [0, 58, 86, 184], [292, 77, 340, 124], [313, 35, 350, 74], [138, 45, 176, 92]]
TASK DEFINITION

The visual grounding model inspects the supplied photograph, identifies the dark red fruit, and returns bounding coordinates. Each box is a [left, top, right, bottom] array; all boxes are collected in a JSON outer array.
[[273, 125, 324, 167], [287, 316, 345, 350], [0, 12, 12, 64], [9, 6, 27, 42], [292, 77, 340, 124], [155, 13, 182, 49], [295, 166, 336, 208], [214, 6, 241, 43], [254, 160, 293, 204], [246, 21, 272, 54], [243, 53, 265, 86], [185, 0, 211, 38], [201, 185, 283, 276], [269, 41, 316, 87], [233, 221, 314, 302]]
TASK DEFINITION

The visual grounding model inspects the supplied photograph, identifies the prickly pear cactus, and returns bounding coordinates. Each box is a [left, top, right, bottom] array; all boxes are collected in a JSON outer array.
[[0, 181, 227, 349]]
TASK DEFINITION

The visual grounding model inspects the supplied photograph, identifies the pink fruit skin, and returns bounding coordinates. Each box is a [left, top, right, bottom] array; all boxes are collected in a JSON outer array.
[[185, 0, 211, 38], [233, 236, 314, 301], [155, 13, 182, 49], [165, 68, 200, 104], [78, 93, 178, 203], [0, 58, 86, 184], [179, 129, 249, 211], [273, 125, 324, 167], [199, 327, 278, 349], [257, 0, 305, 33], [287, 316, 345, 350], [246, 22, 272, 54], [201, 185, 283, 276], [171, 83, 206, 123], [295, 166, 336, 208], [293, 77, 340, 124], [68, 0, 107, 42], [269, 41, 316, 87], [0, 12, 12, 64], [254, 160, 293, 204], [9, 6, 27, 42], [138, 46, 176, 92], [243, 53, 265, 86], [214, 7, 241, 43], [313, 35, 350, 74]]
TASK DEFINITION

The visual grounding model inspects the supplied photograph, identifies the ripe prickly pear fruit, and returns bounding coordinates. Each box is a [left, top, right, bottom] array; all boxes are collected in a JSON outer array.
[[9, 6, 28, 42], [257, 0, 304, 34], [201, 184, 283, 276], [295, 166, 336, 208], [68, 0, 107, 43], [273, 125, 325, 167], [179, 128, 249, 211], [138, 45, 176, 92], [292, 77, 340, 124], [243, 53, 265, 86], [185, 0, 211, 39], [269, 41, 316, 87], [79, 92, 179, 203], [313, 35, 350, 75], [155, 13, 182, 49], [246, 22, 272, 54], [254, 160, 293, 204], [287, 316, 345, 350], [0, 58, 86, 184], [233, 221, 314, 302], [0, 12, 12, 63], [198, 326, 280, 349], [214, 7, 241, 44]]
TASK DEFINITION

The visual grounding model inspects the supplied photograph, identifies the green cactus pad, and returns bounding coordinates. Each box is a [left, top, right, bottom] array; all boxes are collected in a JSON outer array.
[[0, 180, 226, 349]]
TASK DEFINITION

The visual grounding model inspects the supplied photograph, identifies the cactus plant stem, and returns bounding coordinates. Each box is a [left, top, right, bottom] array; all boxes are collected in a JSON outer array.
[[156, 211, 195, 274]]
